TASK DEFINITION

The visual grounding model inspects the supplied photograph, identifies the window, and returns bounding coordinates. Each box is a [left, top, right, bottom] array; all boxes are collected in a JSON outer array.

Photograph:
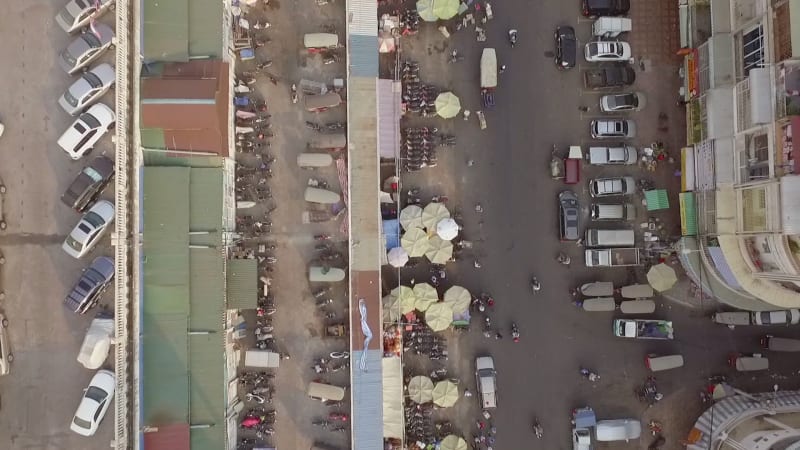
[[739, 132, 771, 181], [741, 187, 768, 232], [741, 25, 764, 76]]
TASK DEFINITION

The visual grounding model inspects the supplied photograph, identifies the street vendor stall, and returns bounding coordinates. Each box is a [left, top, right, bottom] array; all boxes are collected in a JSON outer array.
[[480, 48, 497, 108], [565, 145, 582, 184]]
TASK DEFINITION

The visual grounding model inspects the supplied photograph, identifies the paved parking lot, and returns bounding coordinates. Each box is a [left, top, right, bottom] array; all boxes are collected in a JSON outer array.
[[0, 2, 116, 448]]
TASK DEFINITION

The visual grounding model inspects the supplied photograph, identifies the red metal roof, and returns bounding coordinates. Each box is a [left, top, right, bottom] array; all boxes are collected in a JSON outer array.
[[142, 423, 190, 450]]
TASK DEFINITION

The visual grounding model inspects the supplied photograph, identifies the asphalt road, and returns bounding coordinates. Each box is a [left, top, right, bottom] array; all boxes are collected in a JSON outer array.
[[395, 0, 800, 448]]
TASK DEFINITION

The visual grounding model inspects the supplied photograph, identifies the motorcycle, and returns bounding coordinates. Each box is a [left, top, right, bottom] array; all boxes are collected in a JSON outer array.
[[533, 420, 543, 439], [557, 252, 571, 265], [508, 29, 518, 48], [531, 276, 541, 293], [511, 323, 520, 343], [580, 367, 600, 382]]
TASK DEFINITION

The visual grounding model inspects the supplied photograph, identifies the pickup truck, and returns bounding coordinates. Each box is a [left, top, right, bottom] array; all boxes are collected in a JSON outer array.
[[585, 248, 641, 267], [614, 319, 674, 340], [583, 64, 636, 89]]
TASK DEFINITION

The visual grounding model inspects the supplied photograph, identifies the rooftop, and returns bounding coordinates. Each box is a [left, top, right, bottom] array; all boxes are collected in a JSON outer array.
[[141, 0, 223, 61]]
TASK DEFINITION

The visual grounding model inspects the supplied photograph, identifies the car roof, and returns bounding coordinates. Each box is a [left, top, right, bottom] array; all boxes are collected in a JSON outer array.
[[88, 256, 115, 279], [61, 156, 115, 208], [85, 103, 116, 125]]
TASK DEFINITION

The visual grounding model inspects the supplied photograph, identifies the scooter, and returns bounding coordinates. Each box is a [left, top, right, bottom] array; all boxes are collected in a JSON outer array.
[[508, 29, 518, 48], [580, 367, 600, 382], [511, 323, 520, 343]]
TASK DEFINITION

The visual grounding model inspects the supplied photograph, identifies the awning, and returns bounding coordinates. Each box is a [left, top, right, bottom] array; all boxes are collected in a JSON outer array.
[[681, 146, 695, 191], [781, 175, 800, 233], [750, 68, 772, 126], [226, 259, 258, 309], [680, 192, 698, 236], [679, 4, 690, 49], [378, 79, 402, 159], [644, 189, 670, 210], [382, 357, 403, 439]]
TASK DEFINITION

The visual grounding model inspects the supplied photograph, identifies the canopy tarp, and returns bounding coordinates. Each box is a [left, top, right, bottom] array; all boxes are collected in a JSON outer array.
[[422, 202, 451, 229], [433, 0, 459, 19], [647, 263, 678, 292], [401, 227, 430, 257], [387, 247, 409, 268], [425, 235, 453, 264], [480, 48, 497, 88], [644, 189, 670, 211], [407, 375, 434, 403], [444, 285, 471, 313], [435, 92, 462, 119], [424, 302, 453, 332], [440, 435, 468, 450], [399, 204, 424, 230], [436, 217, 459, 241], [382, 357, 404, 438], [432, 380, 459, 407], [413, 283, 439, 312], [416, 0, 437, 21]]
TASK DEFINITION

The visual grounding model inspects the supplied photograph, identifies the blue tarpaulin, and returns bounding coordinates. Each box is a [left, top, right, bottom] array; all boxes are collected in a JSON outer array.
[[383, 219, 400, 249]]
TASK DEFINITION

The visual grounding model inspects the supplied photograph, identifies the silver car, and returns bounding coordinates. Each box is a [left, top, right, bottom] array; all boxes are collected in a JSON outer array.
[[58, 63, 116, 115], [59, 24, 115, 75], [55, 0, 115, 34]]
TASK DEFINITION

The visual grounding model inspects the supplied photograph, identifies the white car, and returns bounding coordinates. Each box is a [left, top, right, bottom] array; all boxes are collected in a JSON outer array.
[[591, 119, 636, 139], [588, 146, 637, 165], [70, 369, 115, 436], [600, 92, 646, 112], [590, 176, 636, 197], [57, 103, 116, 160], [584, 41, 632, 62], [752, 309, 800, 325], [63, 200, 115, 259], [58, 64, 116, 116], [475, 356, 497, 409], [56, 0, 115, 34]]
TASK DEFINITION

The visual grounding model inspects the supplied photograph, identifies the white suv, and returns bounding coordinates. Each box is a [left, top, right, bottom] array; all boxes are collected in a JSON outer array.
[[584, 41, 632, 62], [57, 103, 115, 160]]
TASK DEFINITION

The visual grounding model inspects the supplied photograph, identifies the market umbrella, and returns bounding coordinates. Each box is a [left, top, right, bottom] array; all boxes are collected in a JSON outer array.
[[440, 435, 468, 450], [382, 292, 401, 322], [387, 247, 409, 268], [444, 285, 471, 313], [436, 217, 459, 241], [432, 380, 459, 407], [416, 0, 437, 21], [401, 227, 430, 257], [433, 0, 460, 20], [407, 375, 434, 403], [413, 283, 439, 312], [424, 302, 453, 332], [647, 263, 678, 292], [421, 202, 451, 229], [435, 92, 461, 119], [399, 204, 424, 230], [425, 236, 453, 264], [397, 286, 417, 314], [711, 382, 735, 400]]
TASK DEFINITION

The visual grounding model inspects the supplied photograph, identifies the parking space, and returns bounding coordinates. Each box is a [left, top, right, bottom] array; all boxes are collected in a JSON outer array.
[[0, 1, 117, 448]]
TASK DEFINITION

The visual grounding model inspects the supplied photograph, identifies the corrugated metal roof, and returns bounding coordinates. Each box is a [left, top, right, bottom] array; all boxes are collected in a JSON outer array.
[[227, 259, 258, 310], [142, 314, 190, 424], [142, 0, 189, 61], [190, 168, 225, 232], [189, 332, 226, 450], [377, 79, 401, 159], [188, 0, 223, 58], [350, 35, 379, 77], [142, 423, 190, 450], [348, 0, 378, 37], [190, 248, 225, 329], [351, 350, 384, 450]]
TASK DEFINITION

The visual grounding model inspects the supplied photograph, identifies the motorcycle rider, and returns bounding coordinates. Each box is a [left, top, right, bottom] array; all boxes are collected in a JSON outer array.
[[531, 276, 541, 293], [508, 29, 518, 48], [511, 323, 520, 343]]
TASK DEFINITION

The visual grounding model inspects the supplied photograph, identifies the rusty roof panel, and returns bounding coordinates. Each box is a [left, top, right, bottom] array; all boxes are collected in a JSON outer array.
[[141, 79, 219, 100], [142, 423, 190, 450]]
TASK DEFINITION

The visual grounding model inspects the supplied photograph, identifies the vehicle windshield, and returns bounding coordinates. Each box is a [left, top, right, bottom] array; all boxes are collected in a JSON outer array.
[[65, 234, 84, 252], [62, 50, 77, 67], [83, 166, 103, 182], [85, 386, 108, 403], [84, 72, 102, 88], [73, 415, 93, 430], [82, 33, 102, 48], [81, 113, 101, 129], [64, 89, 80, 107], [58, 9, 76, 26], [83, 211, 106, 228]]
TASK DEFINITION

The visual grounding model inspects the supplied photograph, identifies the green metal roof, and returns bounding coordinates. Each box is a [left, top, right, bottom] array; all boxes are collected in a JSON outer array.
[[644, 189, 670, 211], [680, 192, 698, 236], [188, 0, 223, 58], [142, 0, 189, 61], [190, 169, 224, 232], [226, 259, 258, 310]]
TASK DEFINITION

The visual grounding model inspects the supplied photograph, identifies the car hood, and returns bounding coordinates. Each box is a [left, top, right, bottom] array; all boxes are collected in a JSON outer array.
[[475, 356, 494, 370], [86, 103, 116, 126]]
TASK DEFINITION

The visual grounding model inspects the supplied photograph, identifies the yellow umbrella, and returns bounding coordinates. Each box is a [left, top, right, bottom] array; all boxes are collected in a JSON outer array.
[[425, 236, 453, 264], [433, 0, 460, 19], [440, 435, 468, 450], [407, 375, 434, 403], [422, 202, 451, 229], [413, 283, 439, 312], [435, 92, 461, 119], [399, 205, 424, 230], [382, 292, 400, 322], [396, 286, 417, 314], [401, 227, 430, 257], [647, 263, 678, 292], [432, 380, 459, 407], [444, 285, 471, 313], [424, 302, 453, 332]]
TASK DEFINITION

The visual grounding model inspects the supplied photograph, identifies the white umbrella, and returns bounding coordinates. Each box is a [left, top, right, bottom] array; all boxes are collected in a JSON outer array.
[[432, 380, 459, 407], [444, 285, 471, 313], [425, 236, 454, 264], [413, 283, 439, 312], [401, 227, 430, 257], [422, 202, 451, 230], [435, 92, 461, 119], [387, 247, 409, 268], [408, 375, 434, 403], [647, 263, 678, 292], [425, 302, 453, 332], [436, 218, 459, 241], [399, 205, 424, 230]]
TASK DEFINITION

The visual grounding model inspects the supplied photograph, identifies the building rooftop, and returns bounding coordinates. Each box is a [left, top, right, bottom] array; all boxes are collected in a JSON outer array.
[[142, 0, 223, 61]]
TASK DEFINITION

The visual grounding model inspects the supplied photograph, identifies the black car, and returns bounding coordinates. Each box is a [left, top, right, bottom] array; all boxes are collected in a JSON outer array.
[[582, 0, 630, 17], [554, 26, 577, 70], [64, 256, 114, 314], [559, 190, 580, 241], [61, 155, 115, 212]]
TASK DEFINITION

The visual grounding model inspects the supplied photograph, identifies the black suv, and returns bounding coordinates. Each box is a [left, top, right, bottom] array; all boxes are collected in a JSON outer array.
[[61, 155, 114, 212], [555, 26, 577, 70], [582, 0, 630, 17]]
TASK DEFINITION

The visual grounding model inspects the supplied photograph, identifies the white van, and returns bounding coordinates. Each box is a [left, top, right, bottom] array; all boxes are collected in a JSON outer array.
[[595, 419, 641, 442], [585, 229, 635, 247], [592, 17, 632, 38], [590, 203, 634, 221]]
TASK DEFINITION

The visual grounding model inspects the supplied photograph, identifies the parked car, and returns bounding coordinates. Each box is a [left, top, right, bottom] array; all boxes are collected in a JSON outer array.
[[584, 41, 632, 62], [70, 369, 115, 436], [56, 0, 115, 34], [65, 257, 114, 314], [590, 176, 636, 197], [61, 156, 115, 212], [554, 26, 577, 70], [57, 103, 116, 160], [600, 92, 646, 112], [559, 190, 580, 241], [58, 63, 116, 116], [595, 418, 642, 442], [63, 200, 115, 258], [0, 313, 11, 376], [584, 64, 636, 89], [752, 309, 800, 325], [475, 356, 497, 409], [582, 0, 631, 17], [588, 145, 637, 165], [591, 119, 636, 138], [59, 23, 115, 75]]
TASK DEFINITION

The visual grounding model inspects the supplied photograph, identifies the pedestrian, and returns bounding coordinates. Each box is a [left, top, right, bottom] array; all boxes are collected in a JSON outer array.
[[478, 421, 486, 430], [488, 436, 496, 445], [490, 426, 497, 435], [474, 260, 482, 269], [486, 296, 495, 307], [494, 331, 502, 340], [467, 159, 475, 166], [575, 238, 583, 247], [463, 110, 471, 121], [464, 389, 473, 398], [499, 64, 506, 74], [475, 203, 483, 213], [578, 106, 589, 112]]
